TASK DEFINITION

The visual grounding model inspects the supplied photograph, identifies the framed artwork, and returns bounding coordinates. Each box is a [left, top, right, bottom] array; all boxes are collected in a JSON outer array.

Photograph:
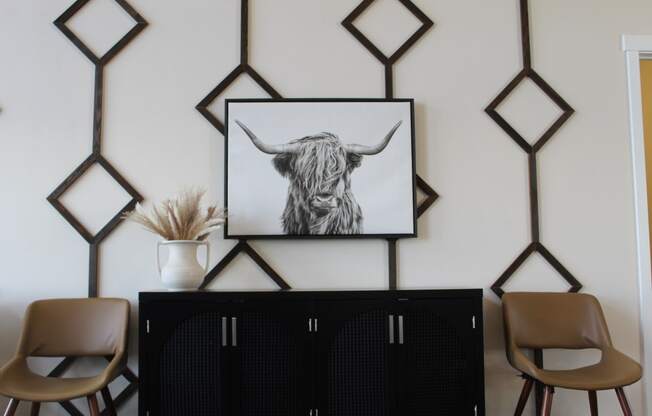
[[225, 98, 417, 239]]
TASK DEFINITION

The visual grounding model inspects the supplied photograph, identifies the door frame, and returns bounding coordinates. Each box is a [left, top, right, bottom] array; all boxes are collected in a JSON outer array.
[[623, 34, 652, 414]]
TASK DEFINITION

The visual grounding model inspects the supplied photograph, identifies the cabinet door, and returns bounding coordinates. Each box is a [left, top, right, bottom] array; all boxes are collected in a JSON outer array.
[[143, 301, 233, 416], [396, 298, 480, 416], [229, 300, 314, 416], [315, 299, 399, 416]]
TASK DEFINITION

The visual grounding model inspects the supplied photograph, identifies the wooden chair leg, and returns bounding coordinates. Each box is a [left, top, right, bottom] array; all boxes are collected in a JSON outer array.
[[101, 386, 117, 416], [87, 394, 100, 416], [615, 387, 633, 416], [30, 402, 40, 416], [588, 391, 598, 416], [540, 385, 554, 416], [514, 377, 534, 416], [3, 399, 19, 416]]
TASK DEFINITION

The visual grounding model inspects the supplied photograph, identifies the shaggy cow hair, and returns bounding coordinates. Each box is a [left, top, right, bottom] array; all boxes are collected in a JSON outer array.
[[271, 133, 364, 235]]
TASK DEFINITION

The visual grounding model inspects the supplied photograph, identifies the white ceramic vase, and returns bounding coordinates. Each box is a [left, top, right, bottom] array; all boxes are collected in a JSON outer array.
[[156, 240, 209, 291]]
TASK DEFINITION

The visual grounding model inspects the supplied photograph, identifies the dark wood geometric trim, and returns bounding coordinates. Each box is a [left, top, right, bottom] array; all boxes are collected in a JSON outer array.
[[342, 0, 434, 99], [384, 64, 394, 99], [92, 66, 104, 154], [519, 0, 532, 70], [245, 66, 282, 99], [59, 402, 84, 416], [118, 365, 139, 384], [342, 0, 390, 63], [485, 68, 575, 154], [240, 0, 249, 65], [528, 152, 540, 243], [388, 0, 434, 64], [533, 349, 544, 411], [53, 0, 148, 66], [491, 243, 537, 298], [101, 1, 148, 65], [195, 64, 281, 135], [54, 0, 99, 64], [47, 154, 143, 245], [342, 0, 439, 289], [199, 240, 291, 290], [48, 357, 139, 416], [537, 243, 582, 292], [485, 69, 532, 153], [47, 155, 97, 243], [97, 154, 143, 197], [528, 69, 575, 151], [387, 238, 398, 289], [341, 0, 434, 65], [195, 0, 289, 292], [195, 0, 281, 134], [96, 200, 139, 243], [416, 174, 439, 218], [99, 359, 139, 416], [89, 243, 99, 297], [104, 381, 138, 416], [196, 65, 245, 133], [241, 241, 291, 290], [486, 0, 582, 306], [490, 242, 582, 298], [50, 1, 147, 413], [48, 357, 76, 377], [199, 240, 246, 289], [48, 358, 84, 416]]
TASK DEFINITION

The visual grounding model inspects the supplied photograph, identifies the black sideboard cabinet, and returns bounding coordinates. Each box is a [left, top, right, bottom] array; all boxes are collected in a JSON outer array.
[[139, 289, 485, 416]]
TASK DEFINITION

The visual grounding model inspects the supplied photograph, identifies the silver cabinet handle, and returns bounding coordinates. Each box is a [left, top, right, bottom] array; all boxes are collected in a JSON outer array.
[[314, 318, 318, 332], [221, 317, 227, 347], [389, 315, 394, 344], [309, 318, 312, 332], [398, 315, 404, 345], [232, 317, 237, 347]]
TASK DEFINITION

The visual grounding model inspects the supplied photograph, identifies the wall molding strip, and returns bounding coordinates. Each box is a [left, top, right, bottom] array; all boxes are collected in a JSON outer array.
[[47, 0, 148, 413]]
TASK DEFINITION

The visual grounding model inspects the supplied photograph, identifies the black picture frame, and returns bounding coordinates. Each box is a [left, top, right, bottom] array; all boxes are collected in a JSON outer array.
[[224, 98, 418, 240]]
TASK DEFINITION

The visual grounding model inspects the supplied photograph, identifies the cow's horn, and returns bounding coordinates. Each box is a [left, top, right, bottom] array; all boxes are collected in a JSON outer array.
[[344, 121, 402, 155], [235, 120, 299, 154]]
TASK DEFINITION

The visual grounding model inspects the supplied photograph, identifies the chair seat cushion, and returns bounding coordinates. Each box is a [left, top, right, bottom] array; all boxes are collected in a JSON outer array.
[[527, 348, 642, 390], [0, 359, 108, 402]]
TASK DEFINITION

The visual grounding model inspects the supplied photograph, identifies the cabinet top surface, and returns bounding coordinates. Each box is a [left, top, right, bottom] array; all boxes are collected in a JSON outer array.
[[139, 288, 483, 302]]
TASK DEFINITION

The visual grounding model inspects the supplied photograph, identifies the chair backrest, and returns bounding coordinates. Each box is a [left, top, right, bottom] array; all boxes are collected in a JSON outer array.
[[16, 298, 129, 357], [502, 292, 612, 350]]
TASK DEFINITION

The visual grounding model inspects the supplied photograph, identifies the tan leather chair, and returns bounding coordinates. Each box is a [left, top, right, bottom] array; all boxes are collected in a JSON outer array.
[[0, 298, 129, 416], [503, 292, 641, 416]]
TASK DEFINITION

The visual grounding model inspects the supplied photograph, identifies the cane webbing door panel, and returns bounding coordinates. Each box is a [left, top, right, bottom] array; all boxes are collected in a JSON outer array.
[[397, 298, 483, 415], [230, 300, 314, 416], [142, 301, 234, 416], [314, 299, 399, 416]]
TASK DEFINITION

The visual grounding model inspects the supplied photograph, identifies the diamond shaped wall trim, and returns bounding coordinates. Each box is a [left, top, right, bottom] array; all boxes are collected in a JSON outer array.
[[485, 1, 583, 413], [196, 0, 290, 291], [342, 0, 434, 99], [48, 0, 147, 414], [485, 0, 582, 299], [342, 0, 439, 289]]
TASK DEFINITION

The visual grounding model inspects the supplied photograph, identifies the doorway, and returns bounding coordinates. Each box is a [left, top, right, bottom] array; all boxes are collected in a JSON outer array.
[[623, 36, 652, 415]]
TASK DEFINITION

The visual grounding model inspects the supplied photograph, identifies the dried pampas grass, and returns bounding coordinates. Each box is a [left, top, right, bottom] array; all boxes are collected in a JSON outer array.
[[125, 189, 226, 241]]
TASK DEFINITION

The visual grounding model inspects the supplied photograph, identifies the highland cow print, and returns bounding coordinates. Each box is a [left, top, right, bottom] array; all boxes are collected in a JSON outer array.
[[225, 100, 417, 238]]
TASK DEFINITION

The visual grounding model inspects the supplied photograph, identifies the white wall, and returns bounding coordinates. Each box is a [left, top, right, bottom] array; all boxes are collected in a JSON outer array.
[[0, 0, 650, 414]]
